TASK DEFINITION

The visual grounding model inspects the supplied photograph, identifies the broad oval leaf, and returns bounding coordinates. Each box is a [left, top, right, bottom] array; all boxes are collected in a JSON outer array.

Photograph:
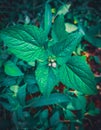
[[59, 56, 97, 95], [50, 31, 83, 64], [0, 25, 48, 62], [26, 93, 70, 108], [35, 63, 59, 95], [4, 60, 23, 76]]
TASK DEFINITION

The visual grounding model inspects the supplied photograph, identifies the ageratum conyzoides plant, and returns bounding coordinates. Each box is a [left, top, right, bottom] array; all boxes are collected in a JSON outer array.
[[0, 3, 99, 130]]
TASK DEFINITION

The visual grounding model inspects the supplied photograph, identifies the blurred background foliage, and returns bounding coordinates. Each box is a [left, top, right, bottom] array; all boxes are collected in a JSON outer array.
[[0, 0, 101, 29]]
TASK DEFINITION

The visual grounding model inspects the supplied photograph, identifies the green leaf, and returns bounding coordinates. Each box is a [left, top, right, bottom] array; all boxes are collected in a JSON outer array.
[[40, 109, 48, 122], [0, 93, 19, 111], [50, 31, 83, 64], [77, 95, 86, 109], [59, 56, 97, 95], [35, 63, 59, 95], [4, 60, 23, 76], [56, 3, 71, 16], [94, 56, 101, 64], [0, 25, 48, 62], [17, 84, 27, 106], [65, 23, 78, 33], [67, 96, 86, 110], [87, 108, 100, 116], [65, 109, 76, 120], [15, 105, 24, 120], [44, 3, 52, 34], [50, 111, 60, 126], [95, 77, 101, 83], [1, 76, 17, 86], [52, 15, 68, 41], [70, 122, 75, 130], [27, 84, 39, 94], [0, 102, 13, 111], [55, 123, 66, 130], [0, 58, 3, 67], [12, 112, 19, 127], [24, 74, 37, 85], [87, 101, 95, 110], [84, 24, 101, 47], [86, 102, 100, 116], [26, 93, 70, 108], [10, 85, 19, 96]]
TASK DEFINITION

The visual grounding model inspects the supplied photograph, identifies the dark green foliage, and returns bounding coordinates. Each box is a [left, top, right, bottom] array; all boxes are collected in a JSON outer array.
[[0, 0, 100, 130], [0, 15, 97, 96], [84, 24, 101, 47], [26, 93, 70, 108]]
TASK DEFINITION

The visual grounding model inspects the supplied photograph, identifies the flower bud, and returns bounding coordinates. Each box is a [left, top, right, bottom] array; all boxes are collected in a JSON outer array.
[[48, 63, 52, 66], [51, 59, 55, 62]]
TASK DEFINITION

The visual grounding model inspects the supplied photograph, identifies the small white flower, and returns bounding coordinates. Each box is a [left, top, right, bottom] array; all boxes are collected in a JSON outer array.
[[48, 63, 52, 66], [52, 62, 57, 68]]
